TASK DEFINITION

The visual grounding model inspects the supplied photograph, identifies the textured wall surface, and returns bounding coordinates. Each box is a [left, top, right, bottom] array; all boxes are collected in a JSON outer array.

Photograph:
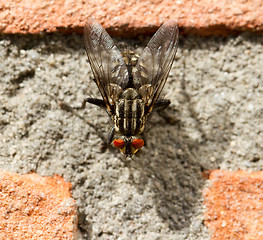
[[0, 0, 263, 36], [0, 171, 77, 239], [0, 1, 263, 239]]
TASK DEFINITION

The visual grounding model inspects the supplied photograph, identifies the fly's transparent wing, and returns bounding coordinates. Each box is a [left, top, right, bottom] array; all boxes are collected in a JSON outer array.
[[134, 20, 179, 112], [84, 19, 129, 110]]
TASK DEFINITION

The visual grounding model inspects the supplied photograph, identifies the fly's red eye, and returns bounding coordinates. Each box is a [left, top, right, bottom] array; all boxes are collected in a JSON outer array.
[[132, 139, 144, 149], [113, 139, 125, 149]]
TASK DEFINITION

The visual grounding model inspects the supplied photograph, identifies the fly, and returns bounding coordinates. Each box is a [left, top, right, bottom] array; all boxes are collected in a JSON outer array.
[[82, 19, 179, 157]]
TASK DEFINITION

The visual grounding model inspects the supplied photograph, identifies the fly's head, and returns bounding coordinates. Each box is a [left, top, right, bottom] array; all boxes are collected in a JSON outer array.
[[113, 136, 144, 157]]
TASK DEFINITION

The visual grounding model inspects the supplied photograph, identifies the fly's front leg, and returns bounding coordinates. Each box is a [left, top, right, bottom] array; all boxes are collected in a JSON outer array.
[[141, 132, 147, 147], [99, 127, 115, 153], [107, 127, 115, 145]]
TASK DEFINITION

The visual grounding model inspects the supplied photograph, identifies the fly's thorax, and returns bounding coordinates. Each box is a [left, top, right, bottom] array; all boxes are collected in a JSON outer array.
[[120, 88, 140, 100], [121, 50, 140, 67], [114, 96, 146, 136]]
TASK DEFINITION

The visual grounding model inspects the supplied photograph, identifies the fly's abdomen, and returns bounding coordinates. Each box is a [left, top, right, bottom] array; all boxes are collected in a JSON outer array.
[[115, 99, 145, 136]]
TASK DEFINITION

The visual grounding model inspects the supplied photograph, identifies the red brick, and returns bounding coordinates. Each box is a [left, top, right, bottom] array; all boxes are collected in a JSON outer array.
[[0, 171, 77, 239], [0, 0, 262, 36], [203, 170, 263, 240]]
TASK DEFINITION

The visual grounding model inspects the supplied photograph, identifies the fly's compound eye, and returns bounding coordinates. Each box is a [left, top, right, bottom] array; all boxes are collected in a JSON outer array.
[[113, 139, 125, 149], [131, 139, 144, 149]]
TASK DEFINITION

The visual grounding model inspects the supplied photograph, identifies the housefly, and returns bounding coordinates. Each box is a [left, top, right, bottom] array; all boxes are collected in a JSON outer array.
[[82, 19, 179, 157]]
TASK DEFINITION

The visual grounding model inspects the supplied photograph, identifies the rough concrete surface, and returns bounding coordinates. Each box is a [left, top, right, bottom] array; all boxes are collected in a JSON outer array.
[[1, 0, 263, 36], [0, 30, 262, 239]]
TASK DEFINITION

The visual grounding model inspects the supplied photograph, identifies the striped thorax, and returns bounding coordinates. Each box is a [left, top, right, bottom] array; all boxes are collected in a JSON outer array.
[[114, 88, 146, 136]]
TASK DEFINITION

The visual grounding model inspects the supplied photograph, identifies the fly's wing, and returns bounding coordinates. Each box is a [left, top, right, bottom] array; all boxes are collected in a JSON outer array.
[[134, 20, 179, 113], [84, 19, 129, 112]]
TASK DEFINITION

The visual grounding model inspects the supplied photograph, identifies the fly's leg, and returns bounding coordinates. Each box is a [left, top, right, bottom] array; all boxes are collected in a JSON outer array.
[[70, 78, 106, 109], [107, 127, 115, 144], [154, 99, 171, 111], [78, 98, 106, 109], [99, 127, 115, 153], [59, 98, 108, 146], [61, 98, 106, 110], [154, 99, 177, 125], [141, 132, 147, 147], [57, 77, 110, 151]]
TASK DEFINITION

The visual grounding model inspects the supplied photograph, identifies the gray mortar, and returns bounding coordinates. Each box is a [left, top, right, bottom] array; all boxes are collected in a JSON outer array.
[[0, 31, 262, 239]]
